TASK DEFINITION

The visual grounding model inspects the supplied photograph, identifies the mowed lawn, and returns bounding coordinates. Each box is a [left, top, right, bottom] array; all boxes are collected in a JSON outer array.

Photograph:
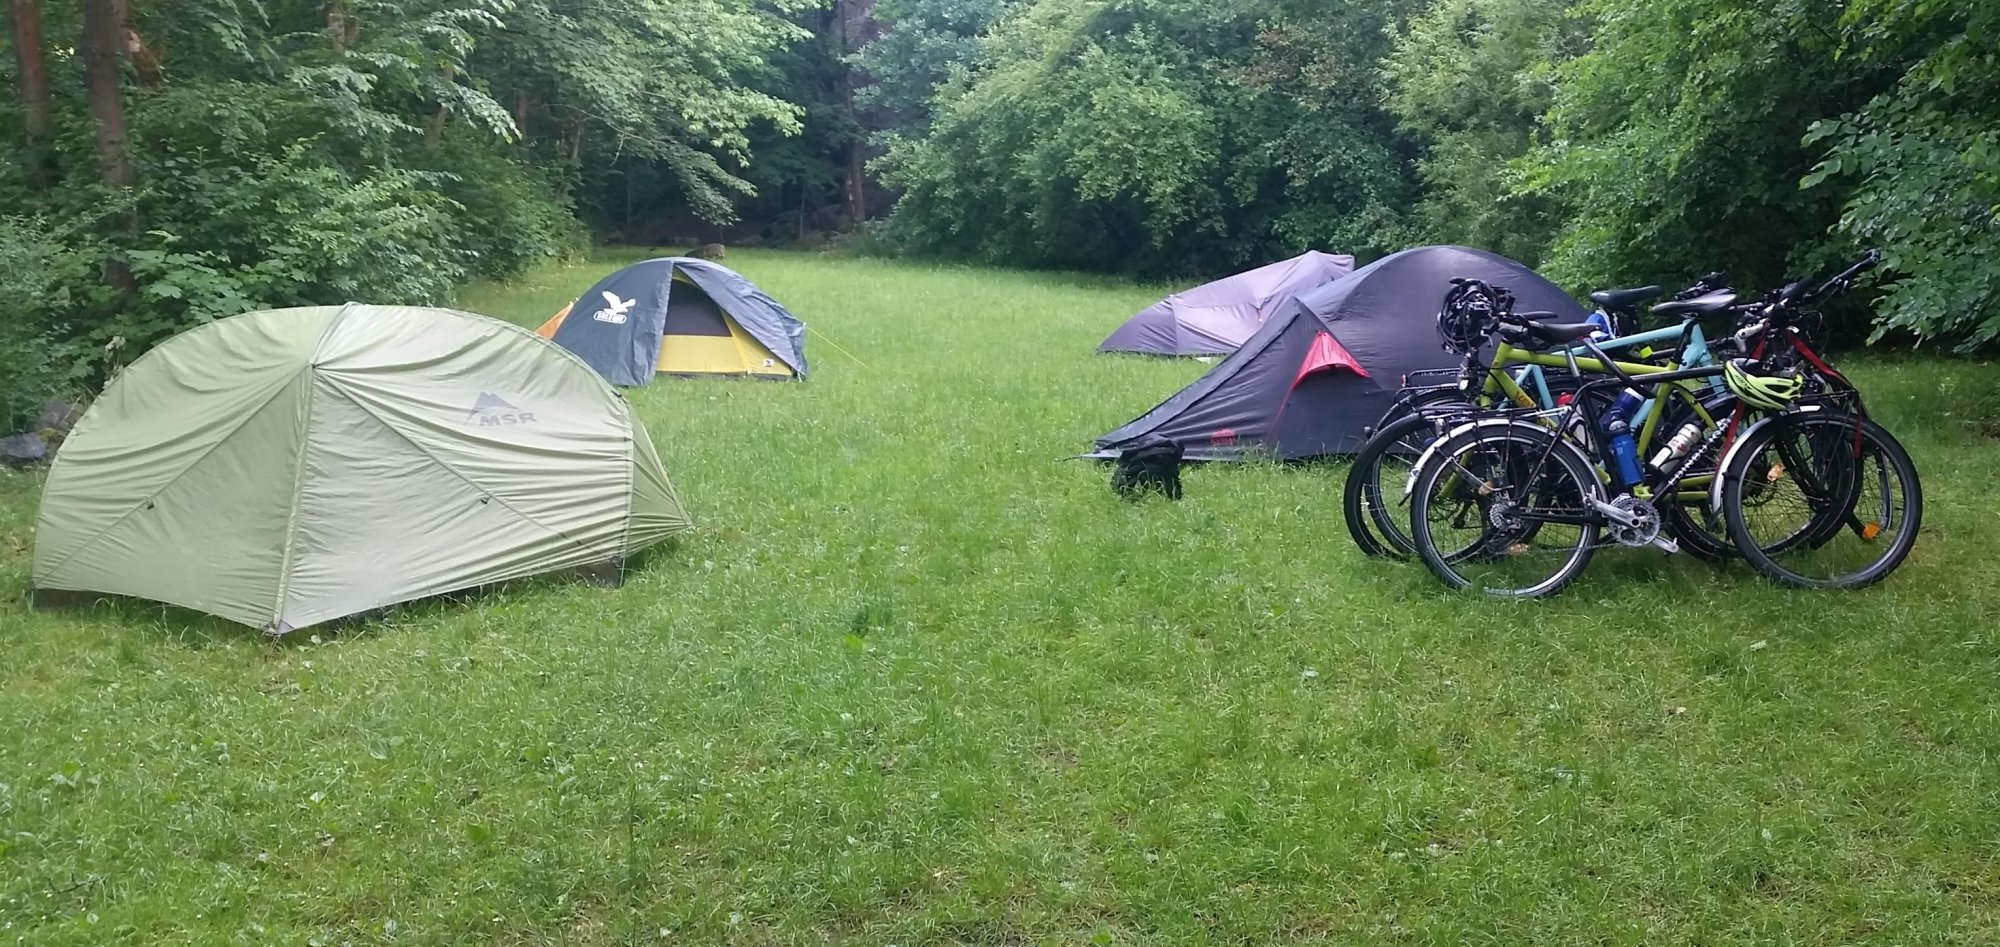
[[5, 249, 2000, 946]]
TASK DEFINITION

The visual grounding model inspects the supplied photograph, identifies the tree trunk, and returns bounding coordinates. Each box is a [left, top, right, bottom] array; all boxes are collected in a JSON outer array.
[[81, 0, 134, 190], [325, 0, 353, 52], [426, 106, 449, 151], [7, 0, 50, 188], [425, 65, 453, 151], [80, 0, 136, 290], [845, 139, 866, 224], [836, 0, 868, 225], [553, 119, 583, 200]]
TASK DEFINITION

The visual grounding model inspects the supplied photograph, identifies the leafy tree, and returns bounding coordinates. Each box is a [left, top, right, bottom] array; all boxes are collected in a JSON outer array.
[[1384, 0, 1580, 264], [1241, 0, 1426, 258], [874, 0, 1418, 275], [475, 0, 811, 225], [1514, 0, 1904, 299], [1803, 1, 2000, 348], [855, 0, 1014, 133]]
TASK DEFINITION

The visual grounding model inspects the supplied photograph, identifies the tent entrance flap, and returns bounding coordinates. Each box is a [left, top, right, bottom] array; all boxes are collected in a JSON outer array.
[[663, 275, 732, 336], [1292, 331, 1368, 386], [655, 275, 795, 377]]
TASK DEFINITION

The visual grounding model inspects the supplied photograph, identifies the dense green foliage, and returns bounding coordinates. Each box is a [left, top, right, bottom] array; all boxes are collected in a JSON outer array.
[[1803, 1, 2000, 346], [870, 0, 1997, 346], [0, 0, 808, 427], [3, 0, 1997, 425], [873, 0, 1421, 274]]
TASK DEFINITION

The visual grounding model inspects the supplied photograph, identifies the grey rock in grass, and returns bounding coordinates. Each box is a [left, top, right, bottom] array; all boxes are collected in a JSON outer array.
[[1, 433, 47, 468]]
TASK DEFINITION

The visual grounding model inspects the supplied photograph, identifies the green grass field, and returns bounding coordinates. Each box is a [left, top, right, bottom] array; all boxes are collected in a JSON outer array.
[[5, 249, 2000, 945]]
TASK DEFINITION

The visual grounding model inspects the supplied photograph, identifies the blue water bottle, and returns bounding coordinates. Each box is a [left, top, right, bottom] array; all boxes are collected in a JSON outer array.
[[1601, 388, 1645, 487]]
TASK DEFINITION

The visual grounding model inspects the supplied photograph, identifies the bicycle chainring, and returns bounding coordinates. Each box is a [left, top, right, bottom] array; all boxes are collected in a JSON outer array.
[[1608, 495, 1661, 548]]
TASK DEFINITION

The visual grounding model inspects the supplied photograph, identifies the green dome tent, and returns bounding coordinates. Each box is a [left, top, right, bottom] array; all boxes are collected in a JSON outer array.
[[31, 304, 691, 635]]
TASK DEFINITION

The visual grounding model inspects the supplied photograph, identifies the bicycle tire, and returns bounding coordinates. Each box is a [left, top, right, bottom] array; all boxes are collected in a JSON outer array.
[[1343, 412, 1443, 558], [1409, 421, 1601, 598], [1351, 374, 1593, 557], [1650, 392, 1742, 562], [1721, 411, 1922, 589]]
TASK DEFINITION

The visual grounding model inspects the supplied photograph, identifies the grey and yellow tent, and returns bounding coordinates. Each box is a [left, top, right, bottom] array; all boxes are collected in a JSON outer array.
[[31, 304, 691, 635], [537, 257, 809, 383]]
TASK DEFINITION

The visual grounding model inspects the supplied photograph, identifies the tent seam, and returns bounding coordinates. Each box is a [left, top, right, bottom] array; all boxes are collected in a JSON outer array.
[[31, 367, 316, 584], [268, 306, 349, 631], [620, 403, 637, 564]]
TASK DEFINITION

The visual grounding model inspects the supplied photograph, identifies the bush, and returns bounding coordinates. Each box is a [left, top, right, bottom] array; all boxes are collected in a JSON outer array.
[[424, 138, 588, 280], [0, 218, 89, 431]]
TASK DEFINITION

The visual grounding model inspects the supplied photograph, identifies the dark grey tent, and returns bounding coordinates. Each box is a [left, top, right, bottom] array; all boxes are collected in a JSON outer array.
[[537, 257, 808, 384], [1091, 245, 1587, 461]]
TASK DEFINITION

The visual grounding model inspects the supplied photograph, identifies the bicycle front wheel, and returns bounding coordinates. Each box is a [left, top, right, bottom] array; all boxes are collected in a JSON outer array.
[[1721, 410, 1922, 588], [1409, 423, 1601, 598]]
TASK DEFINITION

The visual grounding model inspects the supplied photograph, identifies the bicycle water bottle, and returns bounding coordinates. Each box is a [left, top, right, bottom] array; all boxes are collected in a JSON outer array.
[[1598, 388, 1644, 434], [1602, 388, 1645, 487], [1649, 421, 1701, 471]]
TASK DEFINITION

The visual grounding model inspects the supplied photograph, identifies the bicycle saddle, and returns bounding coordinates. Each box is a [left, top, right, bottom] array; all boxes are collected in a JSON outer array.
[[1650, 290, 1738, 318], [1589, 285, 1663, 309], [1502, 316, 1601, 347]]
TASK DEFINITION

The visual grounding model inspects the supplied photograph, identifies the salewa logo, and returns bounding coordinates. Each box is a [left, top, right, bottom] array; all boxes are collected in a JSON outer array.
[[591, 291, 635, 324], [465, 392, 537, 426]]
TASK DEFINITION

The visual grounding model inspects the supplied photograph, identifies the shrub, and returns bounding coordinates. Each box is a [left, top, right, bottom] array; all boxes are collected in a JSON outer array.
[[0, 218, 90, 431]]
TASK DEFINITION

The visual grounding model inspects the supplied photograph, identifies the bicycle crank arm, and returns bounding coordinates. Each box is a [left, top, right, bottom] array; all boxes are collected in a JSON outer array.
[[1590, 498, 1640, 526]]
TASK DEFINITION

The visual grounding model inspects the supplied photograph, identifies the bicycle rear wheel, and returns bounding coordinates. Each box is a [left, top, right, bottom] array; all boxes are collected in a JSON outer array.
[[1721, 411, 1921, 588], [1409, 423, 1600, 597], [1343, 412, 1443, 558]]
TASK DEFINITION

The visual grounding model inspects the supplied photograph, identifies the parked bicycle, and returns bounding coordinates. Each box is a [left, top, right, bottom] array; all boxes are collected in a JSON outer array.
[[1344, 275, 1743, 560], [1390, 252, 1919, 597]]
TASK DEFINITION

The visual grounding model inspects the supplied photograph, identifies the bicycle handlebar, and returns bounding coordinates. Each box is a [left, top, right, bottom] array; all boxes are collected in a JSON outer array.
[[1672, 271, 1731, 301], [1811, 248, 1881, 301], [1777, 249, 1880, 306]]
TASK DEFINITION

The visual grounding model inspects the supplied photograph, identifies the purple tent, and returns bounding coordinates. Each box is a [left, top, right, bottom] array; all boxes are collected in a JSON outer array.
[[1092, 246, 1587, 461], [1098, 250, 1355, 356]]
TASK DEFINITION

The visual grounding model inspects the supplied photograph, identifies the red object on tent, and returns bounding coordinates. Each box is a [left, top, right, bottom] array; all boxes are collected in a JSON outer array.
[[1290, 331, 1369, 388]]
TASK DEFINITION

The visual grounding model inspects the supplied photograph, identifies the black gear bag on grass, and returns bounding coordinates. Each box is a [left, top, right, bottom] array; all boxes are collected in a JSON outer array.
[[1112, 436, 1184, 500]]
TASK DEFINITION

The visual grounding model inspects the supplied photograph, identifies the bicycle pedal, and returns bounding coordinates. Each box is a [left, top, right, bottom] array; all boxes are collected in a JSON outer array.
[[1651, 536, 1681, 554]]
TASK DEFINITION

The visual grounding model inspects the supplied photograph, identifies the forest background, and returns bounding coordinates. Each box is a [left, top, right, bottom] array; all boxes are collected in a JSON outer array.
[[3, 0, 1995, 426]]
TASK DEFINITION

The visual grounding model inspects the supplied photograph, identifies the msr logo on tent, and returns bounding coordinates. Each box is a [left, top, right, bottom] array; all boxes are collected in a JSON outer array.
[[465, 392, 537, 426]]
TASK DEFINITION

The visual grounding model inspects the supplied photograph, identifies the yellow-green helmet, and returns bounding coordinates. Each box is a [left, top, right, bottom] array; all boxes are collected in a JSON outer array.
[[1724, 358, 1803, 411]]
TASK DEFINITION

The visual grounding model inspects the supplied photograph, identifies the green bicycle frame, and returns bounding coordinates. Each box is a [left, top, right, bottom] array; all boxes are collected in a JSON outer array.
[[1476, 341, 1721, 500]]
